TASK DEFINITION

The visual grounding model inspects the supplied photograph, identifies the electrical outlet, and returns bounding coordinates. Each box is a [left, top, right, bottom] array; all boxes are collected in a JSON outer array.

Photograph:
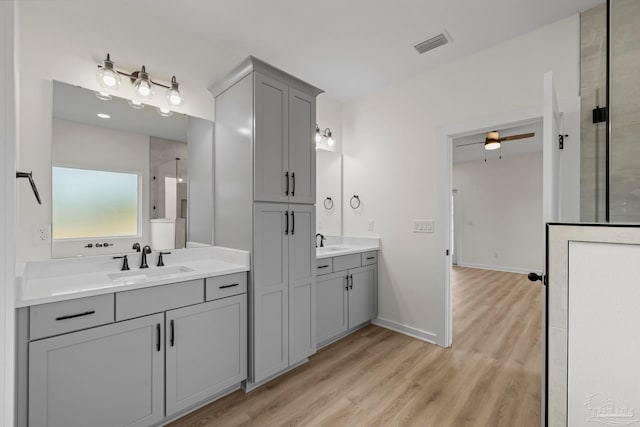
[[413, 220, 434, 233], [33, 224, 50, 244], [368, 220, 374, 231]]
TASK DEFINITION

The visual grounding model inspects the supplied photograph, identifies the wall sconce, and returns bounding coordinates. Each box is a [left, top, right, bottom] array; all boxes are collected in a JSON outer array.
[[96, 53, 185, 110], [315, 123, 335, 147]]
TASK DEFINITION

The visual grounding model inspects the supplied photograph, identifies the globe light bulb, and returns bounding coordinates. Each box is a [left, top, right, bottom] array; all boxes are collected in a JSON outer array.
[[166, 76, 184, 107], [96, 54, 121, 90]]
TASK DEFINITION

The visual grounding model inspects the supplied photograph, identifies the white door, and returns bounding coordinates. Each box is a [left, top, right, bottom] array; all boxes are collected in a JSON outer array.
[[541, 71, 563, 427]]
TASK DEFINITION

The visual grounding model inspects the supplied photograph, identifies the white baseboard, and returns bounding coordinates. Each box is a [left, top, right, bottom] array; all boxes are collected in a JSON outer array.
[[372, 317, 437, 345], [456, 262, 538, 275]]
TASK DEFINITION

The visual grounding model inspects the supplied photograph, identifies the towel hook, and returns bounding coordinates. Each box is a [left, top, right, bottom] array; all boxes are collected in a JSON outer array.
[[16, 171, 42, 205], [350, 195, 361, 209], [323, 197, 334, 210]]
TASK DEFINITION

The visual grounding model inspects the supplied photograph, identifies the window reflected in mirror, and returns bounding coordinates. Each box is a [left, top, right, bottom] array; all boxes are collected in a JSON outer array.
[[52, 167, 140, 239]]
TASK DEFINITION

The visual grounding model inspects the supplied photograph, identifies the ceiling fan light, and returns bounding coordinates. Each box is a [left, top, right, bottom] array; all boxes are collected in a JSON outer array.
[[484, 140, 501, 150], [487, 131, 499, 141], [96, 54, 121, 90]]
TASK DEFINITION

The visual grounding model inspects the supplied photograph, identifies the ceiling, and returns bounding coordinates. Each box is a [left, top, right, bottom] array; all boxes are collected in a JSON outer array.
[[453, 121, 543, 163], [134, 0, 603, 101]]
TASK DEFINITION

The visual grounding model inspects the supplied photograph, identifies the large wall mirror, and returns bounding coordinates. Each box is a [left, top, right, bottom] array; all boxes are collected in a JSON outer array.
[[51, 81, 214, 258], [316, 149, 342, 236]]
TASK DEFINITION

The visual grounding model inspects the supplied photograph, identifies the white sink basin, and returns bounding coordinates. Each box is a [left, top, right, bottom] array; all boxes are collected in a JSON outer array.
[[108, 266, 195, 284], [321, 246, 348, 252]]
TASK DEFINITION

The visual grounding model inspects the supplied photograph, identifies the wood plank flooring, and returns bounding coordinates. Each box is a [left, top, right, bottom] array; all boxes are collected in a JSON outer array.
[[169, 267, 542, 427]]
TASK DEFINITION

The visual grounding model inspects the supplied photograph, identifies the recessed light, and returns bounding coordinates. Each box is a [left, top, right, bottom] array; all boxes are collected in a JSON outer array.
[[97, 113, 110, 119]]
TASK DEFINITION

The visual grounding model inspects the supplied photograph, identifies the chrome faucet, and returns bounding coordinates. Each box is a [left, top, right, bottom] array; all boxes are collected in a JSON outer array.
[[140, 245, 152, 268], [315, 233, 326, 248]]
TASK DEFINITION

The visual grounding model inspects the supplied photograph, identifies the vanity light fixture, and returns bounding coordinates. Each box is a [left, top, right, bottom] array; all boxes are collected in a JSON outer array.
[[95, 53, 185, 107], [166, 76, 184, 107], [324, 128, 335, 147], [315, 124, 336, 147], [132, 65, 155, 99], [96, 54, 121, 90]]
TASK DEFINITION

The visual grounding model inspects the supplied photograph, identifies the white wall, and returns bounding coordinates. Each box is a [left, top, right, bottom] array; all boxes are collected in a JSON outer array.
[[316, 150, 342, 236], [342, 15, 581, 343], [316, 94, 343, 153], [51, 119, 150, 257], [453, 152, 543, 273]]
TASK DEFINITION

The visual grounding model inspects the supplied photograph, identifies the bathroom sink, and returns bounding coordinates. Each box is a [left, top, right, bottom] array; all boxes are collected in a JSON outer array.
[[108, 266, 195, 284], [322, 246, 348, 252], [316, 246, 349, 255]]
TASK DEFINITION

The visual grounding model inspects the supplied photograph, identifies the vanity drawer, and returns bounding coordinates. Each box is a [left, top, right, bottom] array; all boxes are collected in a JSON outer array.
[[115, 279, 204, 321], [316, 258, 333, 275], [30, 294, 115, 340], [362, 251, 378, 266], [205, 272, 247, 301], [332, 253, 361, 272]]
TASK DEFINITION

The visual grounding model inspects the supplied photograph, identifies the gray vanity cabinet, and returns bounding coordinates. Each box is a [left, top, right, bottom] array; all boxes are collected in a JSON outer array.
[[316, 272, 348, 344], [348, 265, 376, 328], [254, 72, 289, 204], [253, 202, 290, 381], [287, 88, 316, 205], [288, 204, 316, 364], [253, 202, 315, 383], [165, 294, 247, 417], [316, 257, 377, 346], [28, 313, 165, 427]]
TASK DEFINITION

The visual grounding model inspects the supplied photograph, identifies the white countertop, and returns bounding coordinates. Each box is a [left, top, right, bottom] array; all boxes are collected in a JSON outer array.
[[316, 236, 380, 259], [16, 246, 250, 307]]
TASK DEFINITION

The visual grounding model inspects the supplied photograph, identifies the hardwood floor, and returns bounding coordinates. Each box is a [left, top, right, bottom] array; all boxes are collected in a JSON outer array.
[[169, 267, 542, 427]]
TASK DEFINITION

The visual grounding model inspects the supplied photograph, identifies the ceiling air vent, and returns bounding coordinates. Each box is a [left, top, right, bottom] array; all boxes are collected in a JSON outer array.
[[414, 31, 451, 54]]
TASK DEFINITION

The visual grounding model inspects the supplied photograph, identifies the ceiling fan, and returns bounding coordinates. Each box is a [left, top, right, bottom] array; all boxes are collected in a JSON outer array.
[[458, 130, 536, 151]]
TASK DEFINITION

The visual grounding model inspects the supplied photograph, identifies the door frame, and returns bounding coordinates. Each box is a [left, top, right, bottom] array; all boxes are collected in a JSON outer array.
[[1, 2, 18, 425], [436, 106, 543, 348]]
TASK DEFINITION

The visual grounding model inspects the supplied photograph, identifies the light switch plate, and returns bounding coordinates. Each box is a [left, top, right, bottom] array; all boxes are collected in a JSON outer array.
[[413, 220, 434, 233]]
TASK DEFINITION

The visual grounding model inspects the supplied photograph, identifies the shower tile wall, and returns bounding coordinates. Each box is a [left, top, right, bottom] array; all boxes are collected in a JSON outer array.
[[580, 4, 607, 222], [609, 0, 640, 222], [581, 1, 640, 222]]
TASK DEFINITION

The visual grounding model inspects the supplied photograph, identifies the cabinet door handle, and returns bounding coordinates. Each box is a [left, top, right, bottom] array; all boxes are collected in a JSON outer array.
[[291, 211, 295, 235], [170, 320, 175, 347], [285, 172, 289, 196], [366, 256, 375, 260], [156, 324, 161, 352], [345, 275, 350, 291], [350, 274, 353, 290], [219, 283, 240, 289], [291, 172, 296, 197], [55, 310, 95, 321], [318, 265, 329, 269], [285, 211, 289, 235]]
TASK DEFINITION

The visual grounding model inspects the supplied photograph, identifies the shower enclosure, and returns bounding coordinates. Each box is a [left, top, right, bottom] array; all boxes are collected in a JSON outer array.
[[581, 0, 640, 223]]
